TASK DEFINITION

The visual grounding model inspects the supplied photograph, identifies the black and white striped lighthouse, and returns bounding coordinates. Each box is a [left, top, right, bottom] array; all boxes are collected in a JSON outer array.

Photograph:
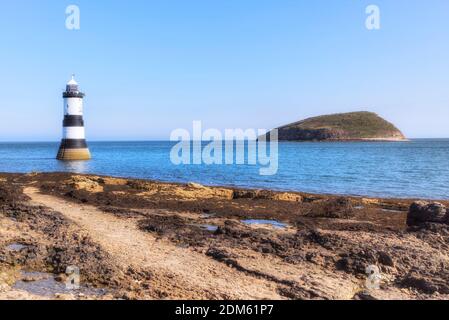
[[56, 75, 91, 160]]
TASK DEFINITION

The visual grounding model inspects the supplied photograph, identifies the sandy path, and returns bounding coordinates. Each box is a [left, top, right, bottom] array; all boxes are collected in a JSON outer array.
[[23, 187, 281, 299]]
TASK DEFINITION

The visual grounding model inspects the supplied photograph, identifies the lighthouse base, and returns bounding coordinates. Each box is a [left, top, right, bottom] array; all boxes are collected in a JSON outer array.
[[57, 139, 91, 160], [57, 146, 91, 160], [57, 148, 91, 160]]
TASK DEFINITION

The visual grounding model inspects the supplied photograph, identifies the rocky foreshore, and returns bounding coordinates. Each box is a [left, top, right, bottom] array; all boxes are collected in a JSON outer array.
[[1, 172, 448, 300]]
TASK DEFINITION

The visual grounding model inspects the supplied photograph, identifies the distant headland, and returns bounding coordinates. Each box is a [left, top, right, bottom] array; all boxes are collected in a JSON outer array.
[[265, 111, 407, 142]]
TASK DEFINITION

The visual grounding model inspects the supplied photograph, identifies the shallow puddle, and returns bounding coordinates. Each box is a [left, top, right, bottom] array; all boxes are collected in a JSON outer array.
[[381, 208, 403, 213], [6, 243, 27, 251], [13, 271, 107, 298], [197, 224, 219, 232], [242, 219, 288, 229]]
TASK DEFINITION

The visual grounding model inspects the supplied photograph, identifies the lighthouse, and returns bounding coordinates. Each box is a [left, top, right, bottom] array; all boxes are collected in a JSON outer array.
[[56, 75, 91, 160]]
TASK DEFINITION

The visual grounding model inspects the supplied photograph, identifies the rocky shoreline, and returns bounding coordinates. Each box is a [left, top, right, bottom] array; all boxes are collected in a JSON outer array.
[[1, 172, 448, 300]]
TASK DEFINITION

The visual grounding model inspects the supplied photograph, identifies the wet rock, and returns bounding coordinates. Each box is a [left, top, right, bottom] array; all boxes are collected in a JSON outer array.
[[336, 249, 377, 275], [205, 248, 240, 269], [232, 190, 258, 199], [400, 271, 449, 295], [139, 215, 188, 235], [277, 284, 321, 300], [187, 182, 204, 189], [54, 274, 67, 283], [232, 189, 302, 202], [214, 226, 225, 235], [271, 192, 302, 202], [304, 252, 326, 265], [401, 273, 438, 294], [283, 253, 306, 265], [305, 197, 354, 219], [407, 201, 447, 226], [206, 247, 235, 262], [176, 184, 234, 200], [22, 275, 42, 283], [306, 230, 344, 250], [68, 176, 104, 193], [377, 251, 394, 267], [361, 198, 381, 206], [414, 222, 449, 234], [353, 291, 378, 300], [126, 180, 155, 191], [101, 177, 128, 186]]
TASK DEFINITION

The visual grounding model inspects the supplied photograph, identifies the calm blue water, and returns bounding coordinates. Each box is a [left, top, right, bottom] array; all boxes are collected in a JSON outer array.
[[0, 140, 448, 200]]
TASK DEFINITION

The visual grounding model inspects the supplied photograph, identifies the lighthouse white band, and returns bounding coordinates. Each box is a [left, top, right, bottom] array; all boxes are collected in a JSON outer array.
[[64, 97, 83, 115], [63, 127, 86, 140]]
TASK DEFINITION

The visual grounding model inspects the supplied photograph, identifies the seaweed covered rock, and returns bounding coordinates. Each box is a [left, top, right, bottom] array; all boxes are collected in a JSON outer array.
[[233, 189, 302, 202], [407, 201, 448, 226], [305, 197, 354, 219]]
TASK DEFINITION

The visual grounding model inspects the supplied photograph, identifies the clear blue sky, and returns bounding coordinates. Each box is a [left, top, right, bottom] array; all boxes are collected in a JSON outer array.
[[0, 0, 448, 141]]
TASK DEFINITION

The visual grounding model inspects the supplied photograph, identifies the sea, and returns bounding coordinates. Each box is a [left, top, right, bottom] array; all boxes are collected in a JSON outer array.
[[0, 139, 448, 200]]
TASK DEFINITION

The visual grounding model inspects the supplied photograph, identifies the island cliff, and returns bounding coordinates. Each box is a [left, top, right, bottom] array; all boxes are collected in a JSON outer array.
[[266, 111, 407, 141]]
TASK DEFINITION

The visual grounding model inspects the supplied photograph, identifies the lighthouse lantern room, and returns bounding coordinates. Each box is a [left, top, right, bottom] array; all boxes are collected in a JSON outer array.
[[56, 75, 91, 160]]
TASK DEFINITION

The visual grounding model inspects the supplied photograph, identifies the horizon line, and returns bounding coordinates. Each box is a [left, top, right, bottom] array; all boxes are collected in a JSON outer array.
[[1, 138, 449, 143]]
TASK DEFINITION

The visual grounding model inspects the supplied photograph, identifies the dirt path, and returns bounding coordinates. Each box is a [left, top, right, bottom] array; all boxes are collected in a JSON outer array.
[[23, 187, 281, 299]]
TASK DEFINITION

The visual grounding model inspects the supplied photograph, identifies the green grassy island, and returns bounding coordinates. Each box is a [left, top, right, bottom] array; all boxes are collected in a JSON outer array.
[[267, 111, 407, 141]]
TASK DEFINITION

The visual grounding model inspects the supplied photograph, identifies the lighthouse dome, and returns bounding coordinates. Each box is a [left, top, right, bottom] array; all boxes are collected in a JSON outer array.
[[67, 77, 78, 86], [66, 75, 79, 92]]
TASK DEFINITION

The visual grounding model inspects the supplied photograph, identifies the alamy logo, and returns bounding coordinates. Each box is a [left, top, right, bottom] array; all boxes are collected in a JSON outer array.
[[365, 265, 382, 290], [66, 5, 80, 30], [65, 265, 80, 290], [365, 5, 381, 30], [170, 121, 279, 176]]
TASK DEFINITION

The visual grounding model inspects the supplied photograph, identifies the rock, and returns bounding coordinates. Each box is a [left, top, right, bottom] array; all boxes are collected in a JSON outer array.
[[178, 184, 234, 200], [272, 192, 302, 202], [232, 189, 302, 202], [305, 197, 354, 219], [377, 251, 394, 267], [232, 190, 258, 199], [187, 182, 205, 189], [68, 176, 104, 193], [353, 291, 378, 300], [54, 274, 67, 282], [206, 247, 238, 263], [407, 201, 447, 226], [336, 249, 378, 275], [361, 198, 380, 206], [401, 273, 439, 294], [21, 274, 46, 282], [55, 293, 75, 300], [0, 283, 11, 293], [102, 177, 128, 186], [126, 180, 155, 191]]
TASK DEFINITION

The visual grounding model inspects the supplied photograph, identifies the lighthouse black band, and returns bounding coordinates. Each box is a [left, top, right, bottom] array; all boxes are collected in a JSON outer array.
[[59, 139, 88, 149], [63, 92, 85, 98], [63, 115, 85, 127]]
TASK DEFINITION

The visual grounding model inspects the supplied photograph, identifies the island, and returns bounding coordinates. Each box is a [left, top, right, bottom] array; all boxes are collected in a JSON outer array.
[[265, 111, 407, 141]]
